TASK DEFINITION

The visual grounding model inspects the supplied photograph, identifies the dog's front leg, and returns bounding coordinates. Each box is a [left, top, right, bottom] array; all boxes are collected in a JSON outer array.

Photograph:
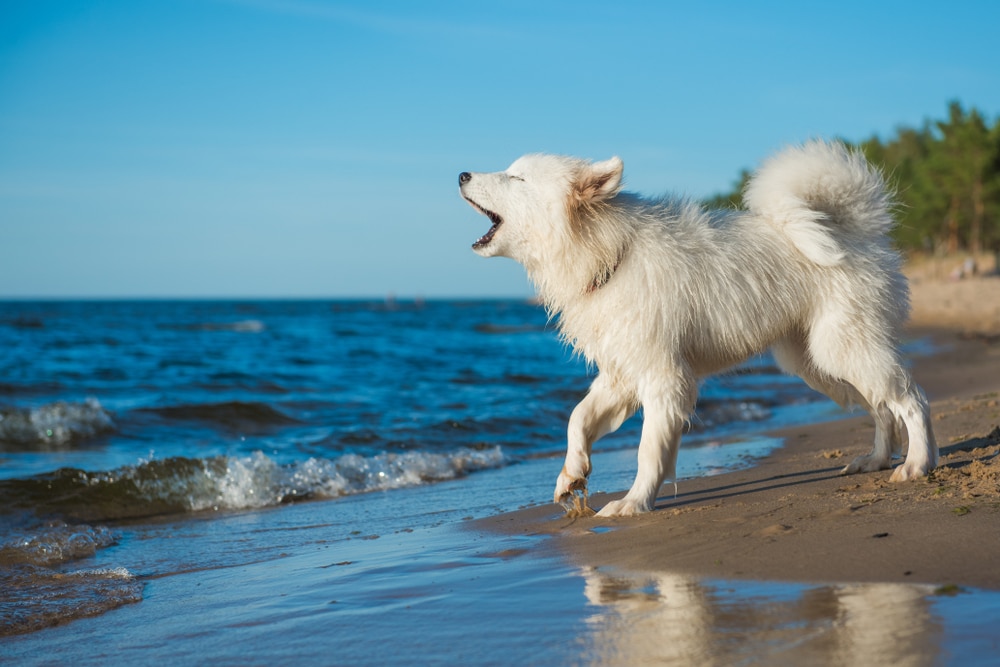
[[554, 375, 633, 504], [597, 395, 686, 517]]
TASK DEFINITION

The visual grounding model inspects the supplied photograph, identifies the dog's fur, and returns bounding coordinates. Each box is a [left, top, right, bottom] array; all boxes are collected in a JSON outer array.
[[459, 141, 937, 517]]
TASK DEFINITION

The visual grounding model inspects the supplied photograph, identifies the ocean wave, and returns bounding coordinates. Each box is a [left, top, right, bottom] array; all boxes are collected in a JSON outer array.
[[0, 447, 506, 521], [0, 563, 142, 637], [159, 319, 266, 332], [0, 521, 140, 637], [473, 323, 549, 334], [0, 521, 118, 567], [0, 398, 116, 448], [0, 315, 45, 330], [138, 400, 300, 432], [694, 400, 771, 430]]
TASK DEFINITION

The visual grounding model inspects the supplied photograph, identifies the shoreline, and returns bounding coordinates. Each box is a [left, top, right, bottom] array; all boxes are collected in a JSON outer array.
[[477, 324, 1000, 590]]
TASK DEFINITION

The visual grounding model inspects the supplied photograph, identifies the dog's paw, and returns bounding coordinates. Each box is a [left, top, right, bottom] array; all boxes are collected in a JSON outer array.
[[595, 498, 651, 518], [560, 489, 596, 518], [841, 454, 892, 476], [889, 460, 931, 482], [554, 468, 588, 504]]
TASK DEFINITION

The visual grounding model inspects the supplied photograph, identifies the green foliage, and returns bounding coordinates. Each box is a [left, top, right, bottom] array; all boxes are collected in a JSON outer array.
[[702, 169, 751, 210], [705, 102, 1000, 253]]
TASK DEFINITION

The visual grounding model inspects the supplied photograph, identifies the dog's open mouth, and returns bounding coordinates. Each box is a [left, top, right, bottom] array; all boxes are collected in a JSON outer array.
[[464, 197, 503, 249]]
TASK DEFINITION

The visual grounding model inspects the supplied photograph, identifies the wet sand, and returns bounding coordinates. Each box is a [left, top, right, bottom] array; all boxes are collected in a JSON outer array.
[[479, 274, 1000, 590]]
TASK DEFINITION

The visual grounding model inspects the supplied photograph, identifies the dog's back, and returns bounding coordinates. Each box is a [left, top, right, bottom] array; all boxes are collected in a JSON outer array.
[[555, 142, 907, 380]]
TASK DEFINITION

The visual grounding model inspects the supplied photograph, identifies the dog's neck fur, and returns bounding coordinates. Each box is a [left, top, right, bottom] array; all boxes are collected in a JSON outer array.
[[585, 249, 625, 294], [524, 200, 635, 312]]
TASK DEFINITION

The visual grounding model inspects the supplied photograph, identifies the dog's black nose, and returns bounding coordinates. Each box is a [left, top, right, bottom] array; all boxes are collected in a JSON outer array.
[[458, 172, 471, 185]]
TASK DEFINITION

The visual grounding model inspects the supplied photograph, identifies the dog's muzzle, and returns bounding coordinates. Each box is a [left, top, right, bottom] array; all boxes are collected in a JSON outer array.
[[459, 172, 504, 251]]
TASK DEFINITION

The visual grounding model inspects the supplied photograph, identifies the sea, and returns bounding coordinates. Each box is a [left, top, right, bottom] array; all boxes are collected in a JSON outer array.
[[1, 299, 997, 665]]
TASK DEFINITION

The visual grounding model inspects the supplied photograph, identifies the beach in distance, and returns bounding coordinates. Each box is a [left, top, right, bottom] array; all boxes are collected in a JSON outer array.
[[1, 260, 999, 665]]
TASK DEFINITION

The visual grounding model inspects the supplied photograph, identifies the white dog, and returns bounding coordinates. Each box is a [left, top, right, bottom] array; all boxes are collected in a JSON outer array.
[[459, 141, 937, 517]]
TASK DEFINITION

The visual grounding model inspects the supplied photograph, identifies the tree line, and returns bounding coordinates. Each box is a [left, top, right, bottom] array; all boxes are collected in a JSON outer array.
[[706, 102, 1000, 255]]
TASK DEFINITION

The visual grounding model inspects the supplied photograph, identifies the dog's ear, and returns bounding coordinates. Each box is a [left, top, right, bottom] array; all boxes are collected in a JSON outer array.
[[574, 157, 623, 205]]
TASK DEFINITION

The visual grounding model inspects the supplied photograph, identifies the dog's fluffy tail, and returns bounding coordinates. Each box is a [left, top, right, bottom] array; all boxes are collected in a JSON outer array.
[[742, 140, 894, 266]]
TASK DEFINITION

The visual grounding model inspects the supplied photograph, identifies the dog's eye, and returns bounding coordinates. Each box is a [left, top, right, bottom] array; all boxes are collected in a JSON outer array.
[[508, 174, 525, 182]]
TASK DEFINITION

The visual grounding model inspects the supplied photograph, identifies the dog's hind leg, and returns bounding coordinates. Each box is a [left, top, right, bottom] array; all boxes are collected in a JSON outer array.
[[554, 374, 634, 505], [800, 324, 937, 480], [839, 382, 934, 479], [773, 336, 901, 473], [885, 386, 937, 481], [840, 401, 902, 474], [597, 370, 695, 517]]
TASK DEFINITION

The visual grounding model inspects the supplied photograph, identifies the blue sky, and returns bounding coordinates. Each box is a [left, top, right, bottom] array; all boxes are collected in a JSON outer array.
[[2, 1, 999, 298]]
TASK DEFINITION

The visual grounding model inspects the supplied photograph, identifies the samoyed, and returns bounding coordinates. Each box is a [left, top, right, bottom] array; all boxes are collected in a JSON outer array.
[[459, 141, 936, 517]]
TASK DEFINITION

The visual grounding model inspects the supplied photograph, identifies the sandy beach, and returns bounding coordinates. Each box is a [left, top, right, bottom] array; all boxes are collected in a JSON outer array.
[[907, 253, 1000, 335], [480, 267, 1000, 591]]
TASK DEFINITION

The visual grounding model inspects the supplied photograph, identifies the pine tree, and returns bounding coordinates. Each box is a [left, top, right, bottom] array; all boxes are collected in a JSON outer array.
[[706, 103, 1000, 255]]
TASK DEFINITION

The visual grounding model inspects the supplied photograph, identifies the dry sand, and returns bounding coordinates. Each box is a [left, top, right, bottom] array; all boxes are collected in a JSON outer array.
[[907, 252, 1000, 335], [479, 270, 1000, 589]]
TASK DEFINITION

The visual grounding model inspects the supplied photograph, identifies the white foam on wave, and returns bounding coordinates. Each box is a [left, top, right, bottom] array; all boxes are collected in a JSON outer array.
[[229, 319, 266, 333], [64, 566, 137, 580], [0, 398, 115, 446], [136, 446, 507, 513]]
